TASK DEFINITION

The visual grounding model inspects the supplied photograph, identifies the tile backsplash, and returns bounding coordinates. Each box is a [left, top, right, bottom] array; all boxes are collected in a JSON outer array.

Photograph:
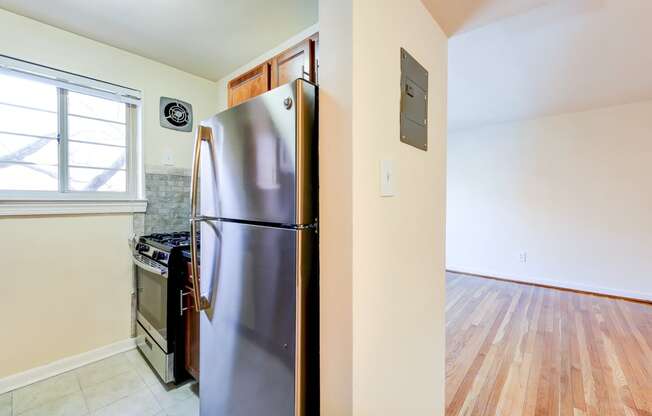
[[143, 170, 191, 235]]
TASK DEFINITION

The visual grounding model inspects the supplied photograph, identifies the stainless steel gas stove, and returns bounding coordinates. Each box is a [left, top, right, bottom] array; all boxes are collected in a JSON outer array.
[[131, 231, 196, 384]]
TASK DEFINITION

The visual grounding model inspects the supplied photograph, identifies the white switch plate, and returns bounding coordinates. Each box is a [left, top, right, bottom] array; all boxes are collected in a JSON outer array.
[[380, 159, 395, 197]]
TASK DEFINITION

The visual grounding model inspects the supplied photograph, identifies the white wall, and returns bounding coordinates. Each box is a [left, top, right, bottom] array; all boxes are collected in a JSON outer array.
[[319, 0, 448, 414], [0, 9, 218, 379], [446, 0, 652, 131], [447, 101, 652, 301]]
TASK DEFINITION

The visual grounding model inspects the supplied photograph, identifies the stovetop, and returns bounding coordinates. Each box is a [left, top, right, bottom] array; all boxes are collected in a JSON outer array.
[[140, 231, 194, 251], [135, 231, 199, 267]]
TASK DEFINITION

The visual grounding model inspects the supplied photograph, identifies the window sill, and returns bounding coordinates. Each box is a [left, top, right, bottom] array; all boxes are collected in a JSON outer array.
[[0, 200, 148, 217]]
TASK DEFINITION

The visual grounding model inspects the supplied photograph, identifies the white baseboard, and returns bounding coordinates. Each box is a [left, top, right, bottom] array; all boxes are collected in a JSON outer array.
[[0, 338, 136, 395], [446, 266, 652, 303]]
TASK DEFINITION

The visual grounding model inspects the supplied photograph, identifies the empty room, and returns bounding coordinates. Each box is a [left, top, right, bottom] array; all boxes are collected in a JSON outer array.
[[443, 0, 652, 414]]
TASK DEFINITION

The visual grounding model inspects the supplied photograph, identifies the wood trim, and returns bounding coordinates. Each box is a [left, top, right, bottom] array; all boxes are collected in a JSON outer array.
[[447, 269, 652, 305]]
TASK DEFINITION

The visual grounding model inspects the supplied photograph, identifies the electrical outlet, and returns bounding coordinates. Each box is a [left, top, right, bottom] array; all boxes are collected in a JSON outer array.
[[519, 251, 528, 264], [163, 149, 174, 166]]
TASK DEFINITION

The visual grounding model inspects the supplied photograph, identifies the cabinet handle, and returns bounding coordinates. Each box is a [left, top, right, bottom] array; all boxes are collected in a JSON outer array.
[[180, 290, 192, 316], [301, 65, 311, 80]]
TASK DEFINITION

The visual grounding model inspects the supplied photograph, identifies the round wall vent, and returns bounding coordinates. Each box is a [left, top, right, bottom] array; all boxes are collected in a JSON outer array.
[[160, 97, 193, 132]]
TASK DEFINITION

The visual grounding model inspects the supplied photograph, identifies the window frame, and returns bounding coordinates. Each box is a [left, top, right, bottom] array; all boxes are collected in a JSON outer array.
[[0, 55, 145, 209]]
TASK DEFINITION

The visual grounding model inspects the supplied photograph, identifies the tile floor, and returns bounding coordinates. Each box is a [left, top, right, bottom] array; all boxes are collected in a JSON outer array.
[[0, 349, 199, 416]]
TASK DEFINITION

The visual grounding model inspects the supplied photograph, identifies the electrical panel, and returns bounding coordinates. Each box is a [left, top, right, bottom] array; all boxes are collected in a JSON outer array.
[[400, 48, 428, 151]]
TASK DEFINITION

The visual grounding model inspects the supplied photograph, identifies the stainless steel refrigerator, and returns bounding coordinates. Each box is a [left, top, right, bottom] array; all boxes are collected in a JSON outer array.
[[188, 79, 319, 416]]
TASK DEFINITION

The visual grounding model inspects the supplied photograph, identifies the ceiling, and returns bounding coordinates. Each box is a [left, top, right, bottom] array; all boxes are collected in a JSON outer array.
[[447, 0, 652, 131], [3, 0, 649, 131], [421, 0, 554, 36], [0, 0, 318, 81]]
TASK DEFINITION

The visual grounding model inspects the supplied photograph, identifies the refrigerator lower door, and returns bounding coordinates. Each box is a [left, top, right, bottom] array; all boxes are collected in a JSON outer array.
[[199, 220, 316, 416]]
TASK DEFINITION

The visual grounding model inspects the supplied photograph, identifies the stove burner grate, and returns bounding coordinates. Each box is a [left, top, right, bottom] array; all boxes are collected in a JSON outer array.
[[140, 231, 198, 250]]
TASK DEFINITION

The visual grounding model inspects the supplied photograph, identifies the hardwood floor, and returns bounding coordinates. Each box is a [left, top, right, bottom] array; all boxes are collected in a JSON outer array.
[[446, 272, 652, 416]]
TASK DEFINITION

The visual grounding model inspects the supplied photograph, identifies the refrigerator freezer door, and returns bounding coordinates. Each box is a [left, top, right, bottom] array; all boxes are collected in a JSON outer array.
[[199, 220, 316, 416], [199, 79, 317, 226]]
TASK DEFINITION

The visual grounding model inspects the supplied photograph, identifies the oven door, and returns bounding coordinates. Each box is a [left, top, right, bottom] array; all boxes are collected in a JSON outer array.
[[133, 254, 169, 352]]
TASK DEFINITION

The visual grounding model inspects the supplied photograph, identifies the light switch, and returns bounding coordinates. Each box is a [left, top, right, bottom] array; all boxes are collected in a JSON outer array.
[[380, 159, 395, 197]]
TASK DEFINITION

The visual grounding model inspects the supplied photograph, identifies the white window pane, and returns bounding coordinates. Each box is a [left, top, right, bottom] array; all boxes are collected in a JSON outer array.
[[68, 92, 126, 123], [0, 133, 58, 166], [0, 74, 57, 111], [69, 142, 125, 169], [0, 162, 58, 191], [68, 115, 126, 146], [0, 104, 58, 137], [69, 167, 125, 192]]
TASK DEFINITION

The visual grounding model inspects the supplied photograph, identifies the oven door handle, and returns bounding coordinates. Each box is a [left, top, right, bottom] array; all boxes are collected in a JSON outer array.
[[190, 125, 213, 312], [133, 255, 167, 277]]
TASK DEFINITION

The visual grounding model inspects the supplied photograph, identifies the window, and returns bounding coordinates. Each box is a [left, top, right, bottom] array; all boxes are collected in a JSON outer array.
[[0, 55, 142, 202]]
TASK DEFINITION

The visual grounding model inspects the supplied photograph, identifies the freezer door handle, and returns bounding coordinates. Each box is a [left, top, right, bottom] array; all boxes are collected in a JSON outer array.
[[190, 126, 213, 312]]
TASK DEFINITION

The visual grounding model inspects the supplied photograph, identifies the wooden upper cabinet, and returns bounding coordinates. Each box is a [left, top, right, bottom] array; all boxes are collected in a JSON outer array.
[[227, 33, 319, 108], [271, 38, 314, 88], [227, 61, 271, 108]]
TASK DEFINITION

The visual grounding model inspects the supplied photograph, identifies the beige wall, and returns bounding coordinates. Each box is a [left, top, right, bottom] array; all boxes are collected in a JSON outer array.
[[0, 9, 218, 378], [447, 101, 652, 301], [0, 8, 218, 170], [318, 0, 354, 413], [351, 0, 447, 413], [319, 0, 448, 414], [1, 215, 133, 378]]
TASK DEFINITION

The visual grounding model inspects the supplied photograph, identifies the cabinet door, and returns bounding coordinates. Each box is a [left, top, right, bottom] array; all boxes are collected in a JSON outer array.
[[228, 62, 271, 108], [184, 262, 200, 380], [271, 39, 315, 88]]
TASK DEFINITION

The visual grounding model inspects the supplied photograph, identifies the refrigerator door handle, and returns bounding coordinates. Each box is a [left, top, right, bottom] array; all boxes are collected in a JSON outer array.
[[190, 125, 213, 312]]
